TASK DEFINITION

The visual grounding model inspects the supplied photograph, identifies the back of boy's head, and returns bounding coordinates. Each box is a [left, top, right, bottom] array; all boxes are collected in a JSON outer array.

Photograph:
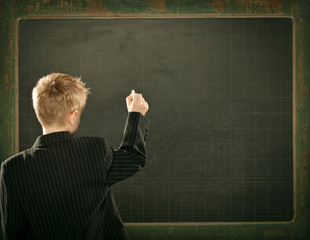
[[32, 73, 90, 127]]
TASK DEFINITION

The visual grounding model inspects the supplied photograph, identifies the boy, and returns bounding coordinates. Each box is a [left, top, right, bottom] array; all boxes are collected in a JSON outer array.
[[0, 73, 149, 240]]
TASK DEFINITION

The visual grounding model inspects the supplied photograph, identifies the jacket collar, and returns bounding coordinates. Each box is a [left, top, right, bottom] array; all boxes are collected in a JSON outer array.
[[32, 131, 73, 147]]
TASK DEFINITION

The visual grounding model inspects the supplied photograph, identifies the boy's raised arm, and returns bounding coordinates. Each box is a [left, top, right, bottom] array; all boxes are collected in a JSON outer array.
[[105, 92, 150, 187]]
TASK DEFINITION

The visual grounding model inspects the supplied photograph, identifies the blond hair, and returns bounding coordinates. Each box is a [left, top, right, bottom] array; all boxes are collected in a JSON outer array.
[[32, 73, 90, 127]]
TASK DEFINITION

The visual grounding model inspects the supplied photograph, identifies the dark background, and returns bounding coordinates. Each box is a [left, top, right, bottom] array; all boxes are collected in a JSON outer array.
[[18, 18, 293, 222]]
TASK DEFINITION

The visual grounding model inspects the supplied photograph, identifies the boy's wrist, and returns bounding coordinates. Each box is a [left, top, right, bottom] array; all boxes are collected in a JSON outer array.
[[129, 111, 145, 117], [127, 112, 149, 128]]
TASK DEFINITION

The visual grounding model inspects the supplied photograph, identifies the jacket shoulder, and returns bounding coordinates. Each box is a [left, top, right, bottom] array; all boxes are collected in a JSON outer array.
[[71, 136, 108, 148], [1, 149, 30, 171]]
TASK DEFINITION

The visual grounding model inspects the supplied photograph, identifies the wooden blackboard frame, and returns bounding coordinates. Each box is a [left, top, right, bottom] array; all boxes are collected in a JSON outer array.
[[0, 1, 309, 239]]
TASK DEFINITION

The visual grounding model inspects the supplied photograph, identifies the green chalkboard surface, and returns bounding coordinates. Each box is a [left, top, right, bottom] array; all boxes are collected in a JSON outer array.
[[18, 18, 293, 222]]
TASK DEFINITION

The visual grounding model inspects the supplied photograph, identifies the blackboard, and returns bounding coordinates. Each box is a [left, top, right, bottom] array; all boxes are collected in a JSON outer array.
[[18, 18, 293, 222]]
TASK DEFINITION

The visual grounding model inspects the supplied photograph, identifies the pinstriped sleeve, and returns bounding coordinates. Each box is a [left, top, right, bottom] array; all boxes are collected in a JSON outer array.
[[105, 112, 150, 187], [0, 162, 26, 239]]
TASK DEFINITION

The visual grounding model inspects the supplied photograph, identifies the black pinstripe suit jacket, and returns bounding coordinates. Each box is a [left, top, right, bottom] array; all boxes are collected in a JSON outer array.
[[0, 112, 149, 240]]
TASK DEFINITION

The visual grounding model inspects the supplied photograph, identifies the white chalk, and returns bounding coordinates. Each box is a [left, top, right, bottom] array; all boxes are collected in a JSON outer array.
[[131, 90, 135, 97]]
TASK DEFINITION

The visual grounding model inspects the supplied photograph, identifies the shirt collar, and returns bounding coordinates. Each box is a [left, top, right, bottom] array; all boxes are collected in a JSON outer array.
[[32, 131, 73, 147]]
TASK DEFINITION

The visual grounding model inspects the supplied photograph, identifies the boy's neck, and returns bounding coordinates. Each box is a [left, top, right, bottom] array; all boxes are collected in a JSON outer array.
[[43, 126, 70, 135]]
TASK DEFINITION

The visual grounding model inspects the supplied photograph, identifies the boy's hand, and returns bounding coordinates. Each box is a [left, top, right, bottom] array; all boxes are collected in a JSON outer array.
[[126, 91, 149, 116]]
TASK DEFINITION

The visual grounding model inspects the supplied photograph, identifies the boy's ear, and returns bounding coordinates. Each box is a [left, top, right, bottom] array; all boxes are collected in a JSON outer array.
[[68, 110, 78, 125]]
